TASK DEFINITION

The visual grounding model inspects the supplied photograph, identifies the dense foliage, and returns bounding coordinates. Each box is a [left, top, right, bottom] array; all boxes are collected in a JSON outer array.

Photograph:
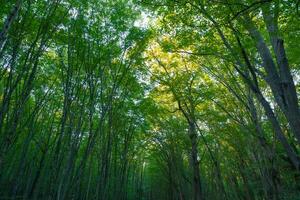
[[0, 0, 300, 199]]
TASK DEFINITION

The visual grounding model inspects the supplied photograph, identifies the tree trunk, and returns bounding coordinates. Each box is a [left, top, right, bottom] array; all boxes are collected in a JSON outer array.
[[0, 0, 22, 51], [189, 122, 203, 200]]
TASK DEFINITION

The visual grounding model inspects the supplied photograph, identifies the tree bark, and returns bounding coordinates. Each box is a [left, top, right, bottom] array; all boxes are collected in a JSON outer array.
[[189, 122, 203, 200]]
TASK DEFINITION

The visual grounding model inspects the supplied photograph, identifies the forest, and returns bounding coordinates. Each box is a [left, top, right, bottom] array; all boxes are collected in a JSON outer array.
[[0, 0, 300, 199]]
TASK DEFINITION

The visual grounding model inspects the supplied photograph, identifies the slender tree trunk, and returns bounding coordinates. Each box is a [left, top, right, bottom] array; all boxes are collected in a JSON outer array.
[[0, 0, 22, 51], [189, 122, 203, 200], [248, 89, 280, 200]]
